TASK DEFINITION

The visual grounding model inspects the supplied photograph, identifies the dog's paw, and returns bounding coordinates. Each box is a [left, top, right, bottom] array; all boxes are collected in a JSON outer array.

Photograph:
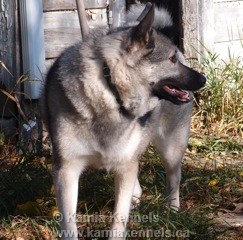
[[131, 180, 142, 209], [131, 195, 141, 210]]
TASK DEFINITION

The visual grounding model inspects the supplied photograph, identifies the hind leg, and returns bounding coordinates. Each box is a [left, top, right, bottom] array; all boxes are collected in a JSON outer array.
[[153, 132, 188, 210], [152, 104, 191, 210]]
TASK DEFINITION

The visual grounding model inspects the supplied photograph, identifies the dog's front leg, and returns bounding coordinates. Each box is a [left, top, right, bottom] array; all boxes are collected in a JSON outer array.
[[109, 161, 139, 240], [53, 163, 82, 240]]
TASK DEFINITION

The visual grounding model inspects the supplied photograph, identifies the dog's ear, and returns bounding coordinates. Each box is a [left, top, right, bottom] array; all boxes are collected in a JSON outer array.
[[125, 3, 155, 67], [131, 3, 155, 46]]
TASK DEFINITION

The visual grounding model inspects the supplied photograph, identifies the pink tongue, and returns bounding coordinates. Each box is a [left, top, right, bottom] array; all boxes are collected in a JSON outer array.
[[175, 89, 189, 99], [166, 85, 189, 99]]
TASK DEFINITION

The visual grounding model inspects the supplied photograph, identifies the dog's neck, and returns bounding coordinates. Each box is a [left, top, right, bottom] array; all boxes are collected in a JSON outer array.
[[103, 61, 135, 119], [103, 62, 122, 106]]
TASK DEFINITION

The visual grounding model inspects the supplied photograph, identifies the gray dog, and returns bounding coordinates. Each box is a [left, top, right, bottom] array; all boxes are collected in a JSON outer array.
[[42, 3, 206, 239]]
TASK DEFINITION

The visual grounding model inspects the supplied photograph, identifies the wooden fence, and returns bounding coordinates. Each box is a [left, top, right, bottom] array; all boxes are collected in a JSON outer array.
[[42, 0, 243, 70], [43, 0, 108, 70]]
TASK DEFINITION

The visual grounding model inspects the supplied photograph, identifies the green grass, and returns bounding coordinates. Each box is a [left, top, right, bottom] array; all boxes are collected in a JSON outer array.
[[193, 50, 243, 136], [0, 142, 242, 239], [188, 136, 243, 155]]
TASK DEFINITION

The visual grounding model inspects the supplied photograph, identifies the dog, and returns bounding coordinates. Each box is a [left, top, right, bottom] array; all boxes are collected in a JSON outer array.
[[42, 3, 206, 239]]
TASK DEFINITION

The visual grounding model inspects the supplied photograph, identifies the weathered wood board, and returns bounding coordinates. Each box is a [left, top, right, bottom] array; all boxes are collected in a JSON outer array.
[[44, 11, 81, 59], [214, 0, 240, 2], [44, 9, 108, 59], [180, 0, 243, 60], [214, 1, 243, 43], [43, 0, 243, 65], [0, 0, 18, 90], [214, 40, 243, 60], [43, 0, 76, 11], [43, 0, 108, 11], [180, 0, 214, 60], [0, 0, 19, 122]]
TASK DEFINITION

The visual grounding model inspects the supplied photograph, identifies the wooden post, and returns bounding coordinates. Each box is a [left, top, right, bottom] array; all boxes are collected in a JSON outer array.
[[180, 0, 214, 63], [0, 0, 18, 90], [0, 0, 19, 140], [76, 0, 89, 38], [109, 0, 126, 29]]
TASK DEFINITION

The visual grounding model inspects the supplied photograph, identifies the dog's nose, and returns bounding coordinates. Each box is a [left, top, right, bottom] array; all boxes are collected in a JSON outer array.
[[200, 75, 207, 85]]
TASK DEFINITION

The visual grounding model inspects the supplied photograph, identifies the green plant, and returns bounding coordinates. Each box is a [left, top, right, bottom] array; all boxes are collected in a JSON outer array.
[[193, 50, 243, 136]]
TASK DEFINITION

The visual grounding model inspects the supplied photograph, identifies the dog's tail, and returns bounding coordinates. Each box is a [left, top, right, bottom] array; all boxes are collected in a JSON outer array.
[[127, 4, 177, 41], [127, 4, 173, 29]]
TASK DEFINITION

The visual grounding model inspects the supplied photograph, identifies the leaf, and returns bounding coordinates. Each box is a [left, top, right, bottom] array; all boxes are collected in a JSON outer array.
[[16, 201, 42, 216], [0, 61, 13, 77], [189, 137, 203, 147], [49, 206, 60, 218], [50, 185, 55, 196], [0, 89, 26, 120], [232, 203, 243, 214], [208, 179, 218, 187], [36, 199, 44, 204]]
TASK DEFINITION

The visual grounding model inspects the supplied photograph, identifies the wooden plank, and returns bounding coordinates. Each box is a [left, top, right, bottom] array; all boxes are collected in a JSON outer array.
[[180, 0, 200, 59], [43, 0, 108, 11], [44, 11, 81, 58], [43, 0, 76, 11], [199, 0, 214, 53], [180, 0, 214, 62], [0, 0, 18, 90], [214, 0, 241, 3], [0, 0, 19, 124], [44, 10, 108, 59], [213, 40, 243, 60], [214, 1, 243, 43], [44, 29, 81, 59], [44, 11, 80, 29]]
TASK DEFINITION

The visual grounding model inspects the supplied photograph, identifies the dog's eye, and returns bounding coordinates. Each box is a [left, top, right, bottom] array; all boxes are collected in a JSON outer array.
[[169, 55, 177, 63]]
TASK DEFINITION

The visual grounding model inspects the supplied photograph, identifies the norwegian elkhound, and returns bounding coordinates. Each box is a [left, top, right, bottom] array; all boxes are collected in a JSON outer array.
[[42, 3, 206, 239]]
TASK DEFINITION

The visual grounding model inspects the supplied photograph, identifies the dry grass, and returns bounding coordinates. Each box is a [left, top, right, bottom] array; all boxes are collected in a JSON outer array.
[[193, 51, 243, 136]]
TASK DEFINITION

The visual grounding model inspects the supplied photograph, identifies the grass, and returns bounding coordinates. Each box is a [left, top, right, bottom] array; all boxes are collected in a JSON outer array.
[[193, 50, 243, 136], [0, 141, 242, 239]]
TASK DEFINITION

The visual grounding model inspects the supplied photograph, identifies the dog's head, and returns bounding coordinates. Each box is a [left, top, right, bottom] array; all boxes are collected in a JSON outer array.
[[123, 3, 206, 105]]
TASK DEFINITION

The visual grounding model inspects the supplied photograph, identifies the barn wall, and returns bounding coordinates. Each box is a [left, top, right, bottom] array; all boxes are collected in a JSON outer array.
[[213, 0, 243, 60], [42, 0, 243, 68], [0, 0, 19, 90], [177, 0, 243, 62], [0, 0, 20, 139], [43, 0, 108, 70], [180, 0, 214, 62]]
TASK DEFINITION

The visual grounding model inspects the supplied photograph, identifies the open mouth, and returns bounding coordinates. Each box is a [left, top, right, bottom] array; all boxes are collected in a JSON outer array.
[[162, 84, 190, 102]]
